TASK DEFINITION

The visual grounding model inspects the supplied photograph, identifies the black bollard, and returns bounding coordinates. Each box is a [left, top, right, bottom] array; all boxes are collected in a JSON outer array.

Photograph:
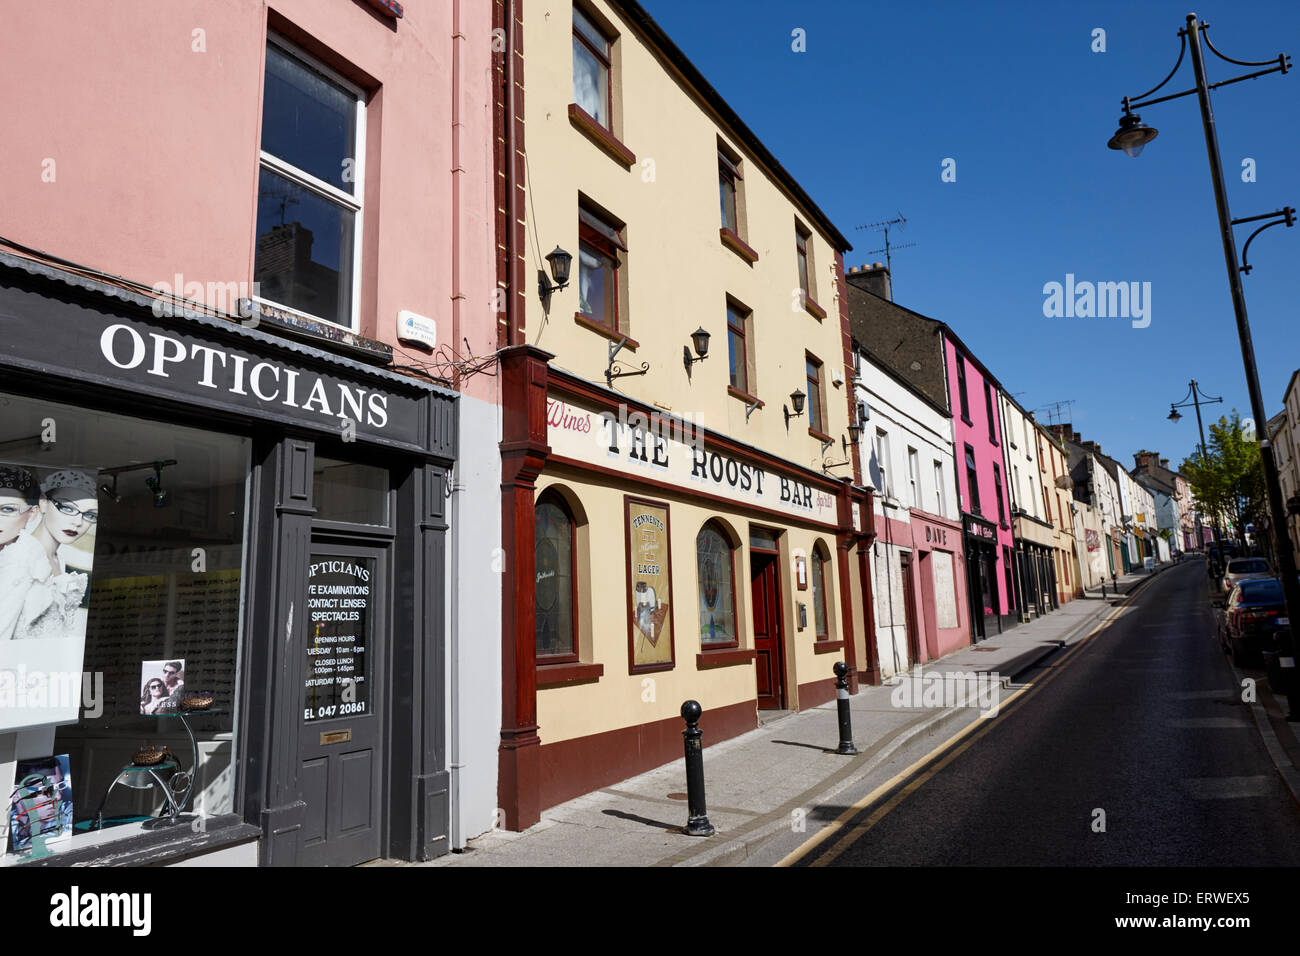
[[1100, 579, 1106, 598], [680, 700, 715, 836], [833, 661, 858, 755]]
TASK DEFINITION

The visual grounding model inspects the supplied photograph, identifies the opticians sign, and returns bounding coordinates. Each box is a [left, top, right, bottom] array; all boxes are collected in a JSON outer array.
[[0, 277, 428, 449], [545, 395, 839, 526]]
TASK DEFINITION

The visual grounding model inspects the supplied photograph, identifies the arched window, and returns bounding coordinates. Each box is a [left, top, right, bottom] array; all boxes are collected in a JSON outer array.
[[535, 492, 577, 660], [696, 521, 738, 647], [811, 541, 830, 639]]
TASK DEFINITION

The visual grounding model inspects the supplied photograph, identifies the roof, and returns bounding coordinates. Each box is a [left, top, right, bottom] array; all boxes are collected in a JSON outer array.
[[611, 0, 852, 252]]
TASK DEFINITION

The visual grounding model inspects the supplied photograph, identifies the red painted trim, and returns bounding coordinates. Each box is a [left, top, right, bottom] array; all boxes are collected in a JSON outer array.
[[727, 386, 763, 407], [537, 662, 604, 686], [538, 698, 757, 810], [812, 639, 844, 654], [696, 648, 757, 669], [808, 427, 833, 444], [568, 103, 636, 167], [797, 676, 836, 709], [719, 227, 760, 264], [802, 296, 827, 320]]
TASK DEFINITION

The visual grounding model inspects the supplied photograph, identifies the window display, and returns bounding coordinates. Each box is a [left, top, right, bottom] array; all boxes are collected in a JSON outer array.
[[0, 390, 249, 860]]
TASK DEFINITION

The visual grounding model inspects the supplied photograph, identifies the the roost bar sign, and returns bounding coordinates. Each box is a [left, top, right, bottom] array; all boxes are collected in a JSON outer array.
[[546, 396, 839, 525]]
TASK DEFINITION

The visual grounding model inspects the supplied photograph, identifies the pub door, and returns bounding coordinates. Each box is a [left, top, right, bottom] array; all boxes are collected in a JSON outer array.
[[750, 550, 787, 710], [298, 541, 389, 867]]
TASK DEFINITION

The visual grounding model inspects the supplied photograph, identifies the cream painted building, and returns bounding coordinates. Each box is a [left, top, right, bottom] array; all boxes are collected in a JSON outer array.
[[494, 0, 867, 829]]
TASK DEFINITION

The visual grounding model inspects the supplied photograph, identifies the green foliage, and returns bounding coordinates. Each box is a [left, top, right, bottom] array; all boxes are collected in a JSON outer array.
[[1180, 410, 1264, 545]]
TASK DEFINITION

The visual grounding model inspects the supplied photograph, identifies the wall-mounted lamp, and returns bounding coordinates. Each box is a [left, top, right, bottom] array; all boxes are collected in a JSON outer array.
[[783, 389, 806, 429], [682, 327, 711, 373], [537, 246, 573, 302], [843, 422, 862, 457]]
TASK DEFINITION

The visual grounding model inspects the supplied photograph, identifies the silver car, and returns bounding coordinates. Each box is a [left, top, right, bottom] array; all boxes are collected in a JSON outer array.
[[1221, 557, 1273, 595]]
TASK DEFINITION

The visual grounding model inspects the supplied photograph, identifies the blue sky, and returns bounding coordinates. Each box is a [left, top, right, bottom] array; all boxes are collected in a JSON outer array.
[[642, 0, 1300, 471]]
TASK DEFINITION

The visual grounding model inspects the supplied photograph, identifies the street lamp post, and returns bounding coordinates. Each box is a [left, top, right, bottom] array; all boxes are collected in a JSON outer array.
[[1110, 13, 1300, 707], [1168, 379, 1225, 552]]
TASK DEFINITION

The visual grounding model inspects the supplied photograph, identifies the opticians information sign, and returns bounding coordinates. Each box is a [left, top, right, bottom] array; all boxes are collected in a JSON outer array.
[[546, 396, 839, 526], [0, 280, 425, 448], [304, 555, 371, 722]]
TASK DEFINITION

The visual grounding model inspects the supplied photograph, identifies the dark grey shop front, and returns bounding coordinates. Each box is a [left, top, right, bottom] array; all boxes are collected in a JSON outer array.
[[0, 254, 455, 866]]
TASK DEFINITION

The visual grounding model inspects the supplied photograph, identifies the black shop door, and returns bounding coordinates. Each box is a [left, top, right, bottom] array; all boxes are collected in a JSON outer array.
[[298, 543, 388, 867]]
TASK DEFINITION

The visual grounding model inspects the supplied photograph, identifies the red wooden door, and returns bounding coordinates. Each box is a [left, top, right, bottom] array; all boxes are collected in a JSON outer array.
[[750, 551, 785, 709], [900, 552, 921, 667]]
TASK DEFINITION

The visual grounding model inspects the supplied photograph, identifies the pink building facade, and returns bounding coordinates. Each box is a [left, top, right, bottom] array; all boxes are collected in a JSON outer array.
[[0, 0, 500, 866], [944, 338, 1018, 639]]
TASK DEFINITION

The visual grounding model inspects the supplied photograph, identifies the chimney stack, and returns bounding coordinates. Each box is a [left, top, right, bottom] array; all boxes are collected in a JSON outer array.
[[845, 262, 892, 302]]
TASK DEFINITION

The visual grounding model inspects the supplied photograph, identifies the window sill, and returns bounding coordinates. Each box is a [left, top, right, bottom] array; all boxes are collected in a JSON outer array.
[[696, 648, 757, 669], [812, 639, 844, 654], [961, 416, 973, 427], [537, 661, 605, 687], [802, 295, 827, 320], [8, 815, 259, 868], [808, 427, 833, 444], [575, 312, 639, 350], [728, 385, 763, 407], [719, 227, 759, 265], [568, 103, 635, 168]]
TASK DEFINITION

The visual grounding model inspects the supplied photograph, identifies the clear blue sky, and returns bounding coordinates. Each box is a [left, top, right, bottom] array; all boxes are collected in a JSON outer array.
[[642, 0, 1300, 472]]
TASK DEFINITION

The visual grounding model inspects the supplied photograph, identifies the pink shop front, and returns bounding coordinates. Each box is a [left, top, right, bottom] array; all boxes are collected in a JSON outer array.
[[872, 506, 970, 669]]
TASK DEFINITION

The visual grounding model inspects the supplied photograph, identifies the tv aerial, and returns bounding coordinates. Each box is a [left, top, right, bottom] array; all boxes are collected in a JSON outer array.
[[855, 212, 917, 277]]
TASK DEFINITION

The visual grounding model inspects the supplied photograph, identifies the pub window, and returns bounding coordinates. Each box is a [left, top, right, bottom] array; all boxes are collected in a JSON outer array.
[[726, 299, 752, 396], [577, 202, 627, 333], [254, 37, 365, 331], [573, 5, 614, 131], [0, 390, 249, 858], [695, 521, 738, 648], [994, 463, 1007, 526], [965, 444, 980, 515], [534, 491, 578, 661], [806, 353, 825, 436], [795, 222, 816, 304], [719, 145, 745, 237], [811, 540, 831, 639], [985, 383, 997, 443]]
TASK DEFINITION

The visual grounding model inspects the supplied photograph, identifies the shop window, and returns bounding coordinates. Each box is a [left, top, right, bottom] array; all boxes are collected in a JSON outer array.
[[577, 202, 627, 334], [313, 456, 389, 526], [956, 354, 970, 423], [811, 540, 831, 639], [535, 491, 578, 661], [254, 37, 365, 331], [0, 390, 249, 859], [965, 444, 980, 516], [573, 5, 613, 131], [695, 521, 738, 648]]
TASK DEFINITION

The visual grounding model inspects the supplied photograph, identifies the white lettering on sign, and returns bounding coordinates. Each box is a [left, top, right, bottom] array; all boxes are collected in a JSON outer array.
[[98, 323, 391, 430], [545, 397, 838, 525]]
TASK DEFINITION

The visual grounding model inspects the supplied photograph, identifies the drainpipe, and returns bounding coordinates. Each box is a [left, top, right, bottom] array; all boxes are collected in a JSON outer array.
[[448, 0, 466, 850]]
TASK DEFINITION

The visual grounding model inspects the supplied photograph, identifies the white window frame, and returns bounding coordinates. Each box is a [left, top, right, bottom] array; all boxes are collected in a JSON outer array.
[[907, 447, 919, 508], [255, 35, 367, 333], [934, 460, 944, 517], [875, 429, 890, 499]]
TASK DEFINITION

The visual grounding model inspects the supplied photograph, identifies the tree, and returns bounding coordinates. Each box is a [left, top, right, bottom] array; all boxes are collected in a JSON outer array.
[[1180, 410, 1265, 551]]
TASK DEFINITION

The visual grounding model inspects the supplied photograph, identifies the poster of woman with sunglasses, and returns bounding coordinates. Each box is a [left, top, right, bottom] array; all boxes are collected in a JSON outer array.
[[0, 467, 96, 643]]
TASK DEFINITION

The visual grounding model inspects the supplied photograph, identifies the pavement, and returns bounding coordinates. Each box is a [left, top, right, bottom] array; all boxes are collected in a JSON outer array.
[[407, 559, 1210, 868]]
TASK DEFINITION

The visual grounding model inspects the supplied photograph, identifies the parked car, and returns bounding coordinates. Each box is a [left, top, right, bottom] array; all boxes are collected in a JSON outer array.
[[1221, 557, 1272, 595], [1217, 577, 1291, 665]]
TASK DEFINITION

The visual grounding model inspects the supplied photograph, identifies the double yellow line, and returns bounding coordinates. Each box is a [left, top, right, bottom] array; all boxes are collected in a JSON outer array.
[[778, 598, 1131, 867]]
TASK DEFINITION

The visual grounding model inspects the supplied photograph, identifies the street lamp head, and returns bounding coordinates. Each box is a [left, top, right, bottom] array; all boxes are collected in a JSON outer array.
[[1168, 406, 1183, 422], [1108, 112, 1159, 158]]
